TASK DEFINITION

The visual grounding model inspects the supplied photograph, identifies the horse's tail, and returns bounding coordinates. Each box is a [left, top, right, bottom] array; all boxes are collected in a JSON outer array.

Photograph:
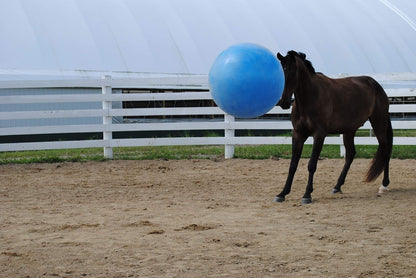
[[365, 118, 393, 182]]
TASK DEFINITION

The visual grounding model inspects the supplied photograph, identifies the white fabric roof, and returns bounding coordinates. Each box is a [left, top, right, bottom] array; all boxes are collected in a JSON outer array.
[[1, 0, 416, 80]]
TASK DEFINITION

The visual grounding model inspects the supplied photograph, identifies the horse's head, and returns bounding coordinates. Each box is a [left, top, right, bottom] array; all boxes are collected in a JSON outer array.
[[277, 51, 315, 109]]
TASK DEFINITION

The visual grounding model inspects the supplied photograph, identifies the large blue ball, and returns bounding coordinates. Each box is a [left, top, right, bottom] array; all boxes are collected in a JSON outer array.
[[209, 43, 284, 118]]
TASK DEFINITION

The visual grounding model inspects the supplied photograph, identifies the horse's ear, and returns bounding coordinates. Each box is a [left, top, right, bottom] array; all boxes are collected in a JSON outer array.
[[299, 52, 306, 60], [277, 52, 284, 61]]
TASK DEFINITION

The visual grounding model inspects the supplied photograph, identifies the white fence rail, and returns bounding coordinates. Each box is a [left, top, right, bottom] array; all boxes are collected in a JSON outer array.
[[1, 74, 416, 158]]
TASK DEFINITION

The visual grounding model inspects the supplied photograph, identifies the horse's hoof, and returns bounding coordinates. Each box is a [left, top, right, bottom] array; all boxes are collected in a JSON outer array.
[[378, 185, 389, 194], [301, 198, 312, 205], [331, 188, 342, 194], [273, 196, 285, 203]]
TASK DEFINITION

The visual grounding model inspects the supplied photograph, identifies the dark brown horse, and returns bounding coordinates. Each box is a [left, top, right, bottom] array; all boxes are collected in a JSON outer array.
[[274, 51, 393, 204]]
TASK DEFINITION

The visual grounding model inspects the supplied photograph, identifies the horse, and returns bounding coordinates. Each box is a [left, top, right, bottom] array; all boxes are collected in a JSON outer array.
[[274, 51, 393, 204]]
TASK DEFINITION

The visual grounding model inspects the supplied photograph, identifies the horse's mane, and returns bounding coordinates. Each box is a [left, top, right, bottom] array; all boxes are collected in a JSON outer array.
[[288, 50, 316, 74]]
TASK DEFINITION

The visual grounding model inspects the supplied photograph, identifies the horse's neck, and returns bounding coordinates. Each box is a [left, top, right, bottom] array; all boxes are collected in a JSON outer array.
[[294, 68, 316, 109]]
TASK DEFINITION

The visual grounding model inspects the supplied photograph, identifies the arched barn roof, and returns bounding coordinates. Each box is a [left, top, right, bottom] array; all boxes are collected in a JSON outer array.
[[1, 0, 416, 80]]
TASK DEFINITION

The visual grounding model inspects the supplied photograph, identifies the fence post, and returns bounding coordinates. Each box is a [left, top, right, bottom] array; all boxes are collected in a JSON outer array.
[[339, 134, 345, 157], [102, 75, 113, 159], [224, 113, 235, 159]]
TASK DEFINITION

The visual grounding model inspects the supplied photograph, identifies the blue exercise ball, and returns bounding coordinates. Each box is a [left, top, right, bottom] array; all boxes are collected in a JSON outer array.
[[209, 43, 284, 118]]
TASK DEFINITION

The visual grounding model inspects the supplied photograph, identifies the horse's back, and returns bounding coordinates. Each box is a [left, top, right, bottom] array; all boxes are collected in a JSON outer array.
[[318, 75, 388, 133], [325, 75, 388, 107], [346, 75, 389, 113]]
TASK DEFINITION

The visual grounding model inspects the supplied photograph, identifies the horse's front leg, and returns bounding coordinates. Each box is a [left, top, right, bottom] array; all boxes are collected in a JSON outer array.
[[302, 134, 325, 204], [274, 130, 307, 202]]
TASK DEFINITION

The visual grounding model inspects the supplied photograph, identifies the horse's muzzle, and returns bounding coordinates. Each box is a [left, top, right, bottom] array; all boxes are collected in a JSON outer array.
[[277, 98, 291, 110]]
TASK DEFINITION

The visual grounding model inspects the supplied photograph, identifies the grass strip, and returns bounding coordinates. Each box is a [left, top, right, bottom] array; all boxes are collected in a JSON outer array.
[[0, 144, 415, 164]]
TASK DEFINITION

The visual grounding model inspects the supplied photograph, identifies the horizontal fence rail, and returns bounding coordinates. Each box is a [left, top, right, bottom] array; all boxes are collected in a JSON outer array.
[[1, 74, 416, 158]]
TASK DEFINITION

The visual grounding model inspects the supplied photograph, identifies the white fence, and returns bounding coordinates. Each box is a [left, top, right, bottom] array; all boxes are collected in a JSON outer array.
[[1, 74, 416, 159]]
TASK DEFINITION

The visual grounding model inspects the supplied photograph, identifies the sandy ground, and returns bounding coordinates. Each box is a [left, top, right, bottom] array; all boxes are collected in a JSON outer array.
[[1, 158, 416, 278]]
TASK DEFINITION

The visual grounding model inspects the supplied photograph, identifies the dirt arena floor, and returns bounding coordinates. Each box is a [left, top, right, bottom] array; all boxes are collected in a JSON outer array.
[[1, 158, 416, 277]]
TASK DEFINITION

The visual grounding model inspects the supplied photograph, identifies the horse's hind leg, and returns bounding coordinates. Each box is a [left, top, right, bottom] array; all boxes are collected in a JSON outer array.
[[368, 116, 392, 193], [374, 119, 393, 193], [332, 132, 356, 194], [379, 165, 390, 193]]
